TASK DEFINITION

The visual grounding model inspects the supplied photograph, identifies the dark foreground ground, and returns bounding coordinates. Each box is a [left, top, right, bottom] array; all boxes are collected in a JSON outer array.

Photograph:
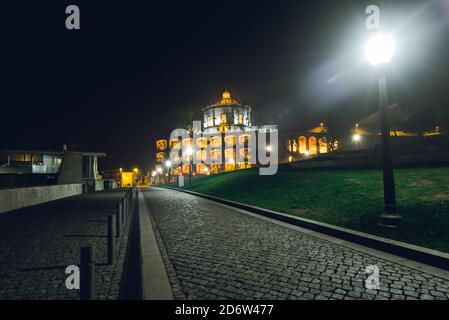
[[0, 189, 132, 299]]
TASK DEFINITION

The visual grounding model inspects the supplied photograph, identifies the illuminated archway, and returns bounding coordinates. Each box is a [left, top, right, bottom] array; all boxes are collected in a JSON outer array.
[[299, 136, 307, 154], [309, 137, 317, 155], [319, 138, 328, 154]]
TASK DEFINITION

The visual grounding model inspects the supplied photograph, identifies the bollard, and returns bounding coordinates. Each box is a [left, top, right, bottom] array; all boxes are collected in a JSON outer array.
[[116, 202, 122, 238], [80, 246, 95, 300], [124, 195, 128, 216], [107, 215, 115, 265], [122, 197, 127, 223], [121, 200, 125, 225]]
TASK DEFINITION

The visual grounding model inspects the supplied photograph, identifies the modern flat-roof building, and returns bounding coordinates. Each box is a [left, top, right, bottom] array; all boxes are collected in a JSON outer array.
[[0, 149, 107, 190]]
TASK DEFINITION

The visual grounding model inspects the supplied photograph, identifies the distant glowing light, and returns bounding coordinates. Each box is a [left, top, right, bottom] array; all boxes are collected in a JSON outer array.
[[165, 160, 172, 168], [352, 134, 361, 142], [151, 170, 157, 177], [156, 167, 163, 174], [186, 147, 193, 156], [266, 145, 272, 152], [364, 33, 396, 66], [133, 168, 138, 173], [304, 151, 310, 157]]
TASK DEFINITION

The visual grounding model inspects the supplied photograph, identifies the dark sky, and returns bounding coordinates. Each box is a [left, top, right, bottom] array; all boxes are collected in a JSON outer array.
[[2, 0, 449, 171]]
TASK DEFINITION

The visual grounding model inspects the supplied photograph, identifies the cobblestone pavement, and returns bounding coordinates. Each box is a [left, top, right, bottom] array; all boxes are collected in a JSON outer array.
[[0, 189, 133, 300], [143, 188, 449, 300]]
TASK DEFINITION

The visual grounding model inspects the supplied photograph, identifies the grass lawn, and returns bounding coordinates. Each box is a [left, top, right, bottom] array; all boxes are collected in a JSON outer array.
[[179, 165, 449, 253]]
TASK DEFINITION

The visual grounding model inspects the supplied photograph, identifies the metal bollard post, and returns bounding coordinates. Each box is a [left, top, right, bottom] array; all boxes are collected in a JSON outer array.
[[116, 202, 122, 238], [121, 200, 125, 225], [80, 246, 95, 300], [124, 195, 128, 215], [122, 197, 127, 223], [107, 215, 115, 265]]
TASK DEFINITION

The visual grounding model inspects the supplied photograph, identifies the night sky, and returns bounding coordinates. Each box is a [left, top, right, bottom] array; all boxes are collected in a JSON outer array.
[[2, 0, 449, 171]]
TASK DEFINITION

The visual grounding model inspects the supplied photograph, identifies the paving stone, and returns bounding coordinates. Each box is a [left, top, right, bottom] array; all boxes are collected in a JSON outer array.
[[143, 188, 449, 301], [0, 189, 132, 300]]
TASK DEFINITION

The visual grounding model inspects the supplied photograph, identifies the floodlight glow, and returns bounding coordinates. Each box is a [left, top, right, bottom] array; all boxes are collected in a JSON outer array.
[[364, 33, 396, 66], [165, 160, 172, 168]]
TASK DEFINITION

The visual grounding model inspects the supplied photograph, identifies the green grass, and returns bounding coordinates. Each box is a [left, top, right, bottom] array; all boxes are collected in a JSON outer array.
[[180, 165, 449, 253]]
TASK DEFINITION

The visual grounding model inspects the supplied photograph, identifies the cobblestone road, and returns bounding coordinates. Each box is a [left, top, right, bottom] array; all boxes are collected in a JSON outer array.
[[0, 189, 132, 300], [143, 188, 449, 300]]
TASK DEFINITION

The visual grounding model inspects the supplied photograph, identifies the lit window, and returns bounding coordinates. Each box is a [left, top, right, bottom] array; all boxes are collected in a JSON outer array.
[[221, 114, 227, 124], [309, 137, 317, 155], [238, 114, 243, 125], [299, 136, 307, 154], [319, 138, 328, 154], [207, 116, 212, 127]]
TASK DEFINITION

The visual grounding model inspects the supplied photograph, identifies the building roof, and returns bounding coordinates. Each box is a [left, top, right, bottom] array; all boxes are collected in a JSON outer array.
[[203, 90, 250, 111], [0, 150, 107, 157]]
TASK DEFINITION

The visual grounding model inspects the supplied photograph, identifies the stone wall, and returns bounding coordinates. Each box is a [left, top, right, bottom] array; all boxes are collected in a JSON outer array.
[[0, 184, 83, 214]]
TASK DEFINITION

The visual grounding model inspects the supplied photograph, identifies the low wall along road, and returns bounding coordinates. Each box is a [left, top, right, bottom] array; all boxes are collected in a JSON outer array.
[[0, 184, 83, 214]]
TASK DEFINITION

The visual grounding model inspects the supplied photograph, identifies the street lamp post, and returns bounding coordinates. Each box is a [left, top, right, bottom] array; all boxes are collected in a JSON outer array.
[[352, 134, 361, 151], [151, 170, 156, 186], [133, 168, 138, 186], [165, 160, 172, 184], [156, 167, 163, 186], [365, 33, 402, 228], [186, 147, 193, 186]]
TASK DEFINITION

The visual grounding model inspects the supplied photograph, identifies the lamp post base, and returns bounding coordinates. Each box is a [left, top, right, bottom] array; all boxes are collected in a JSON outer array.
[[378, 212, 402, 229]]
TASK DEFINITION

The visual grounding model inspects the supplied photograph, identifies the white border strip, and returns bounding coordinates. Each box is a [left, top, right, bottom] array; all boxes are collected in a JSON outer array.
[[138, 190, 174, 300]]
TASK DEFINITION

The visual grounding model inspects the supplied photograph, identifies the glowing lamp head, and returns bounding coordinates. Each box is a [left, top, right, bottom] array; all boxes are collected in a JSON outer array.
[[151, 170, 157, 177], [133, 168, 138, 173], [186, 147, 193, 156], [156, 167, 163, 174], [165, 160, 172, 168], [266, 145, 272, 152], [352, 134, 361, 142], [364, 33, 396, 66]]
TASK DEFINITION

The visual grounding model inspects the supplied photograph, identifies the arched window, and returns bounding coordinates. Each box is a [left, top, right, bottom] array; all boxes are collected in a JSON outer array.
[[319, 138, 328, 154], [299, 136, 307, 154], [210, 136, 222, 148], [224, 135, 236, 147], [309, 137, 317, 155]]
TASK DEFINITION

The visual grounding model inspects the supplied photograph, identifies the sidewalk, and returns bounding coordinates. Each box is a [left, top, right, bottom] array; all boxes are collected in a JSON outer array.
[[0, 189, 132, 300]]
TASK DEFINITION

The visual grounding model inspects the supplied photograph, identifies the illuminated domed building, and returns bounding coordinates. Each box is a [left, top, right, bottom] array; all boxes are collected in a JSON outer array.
[[155, 89, 277, 176], [202, 90, 252, 134]]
